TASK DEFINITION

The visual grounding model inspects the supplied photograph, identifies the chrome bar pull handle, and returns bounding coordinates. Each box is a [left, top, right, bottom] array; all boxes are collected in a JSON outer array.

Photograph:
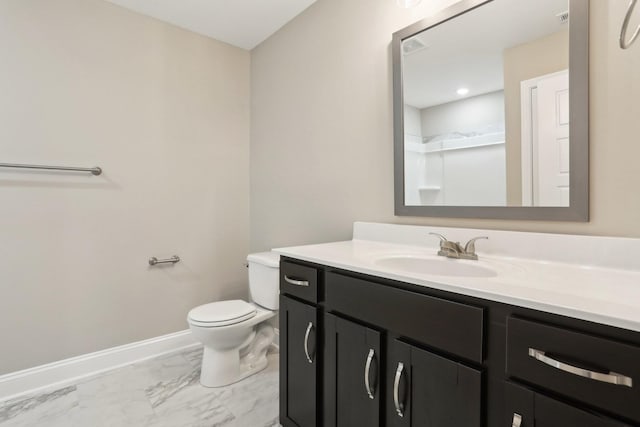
[[364, 349, 376, 399], [512, 413, 522, 427], [528, 348, 633, 387], [148, 255, 180, 266], [304, 322, 314, 364], [284, 275, 310, 287], [393, 362, 405, 418]]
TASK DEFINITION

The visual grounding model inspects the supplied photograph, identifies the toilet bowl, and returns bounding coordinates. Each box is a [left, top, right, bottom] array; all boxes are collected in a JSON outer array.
[[187, 251, 279, 388]]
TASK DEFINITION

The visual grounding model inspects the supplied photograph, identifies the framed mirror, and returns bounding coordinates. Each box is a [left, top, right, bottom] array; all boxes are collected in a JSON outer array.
[[393, 0, 589, 221]]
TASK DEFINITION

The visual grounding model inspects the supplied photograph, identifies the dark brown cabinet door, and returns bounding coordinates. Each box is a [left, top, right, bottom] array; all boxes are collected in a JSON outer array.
[[505, 382, 631, 427], [280, 296, 318, 427], [386, 340, 482, 427], [324, 313, 381, 427]]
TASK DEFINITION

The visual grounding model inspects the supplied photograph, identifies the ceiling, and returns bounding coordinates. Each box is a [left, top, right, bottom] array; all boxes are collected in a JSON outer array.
[[102, 0, 317, 50], [403, 0, 569, 109]]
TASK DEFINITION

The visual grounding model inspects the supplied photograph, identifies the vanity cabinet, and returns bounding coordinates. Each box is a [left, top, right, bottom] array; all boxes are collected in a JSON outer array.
[[505, 382, 630, 427], [280, 295, 319, 427], [325, 271, 485, 363], [506, 317, 640, 422], [385, 340, 482, 427], [279, 257, 640, 427], [324, 314, 382, 427], [280, 260, 319, 304], [323, 312, 481, 427]]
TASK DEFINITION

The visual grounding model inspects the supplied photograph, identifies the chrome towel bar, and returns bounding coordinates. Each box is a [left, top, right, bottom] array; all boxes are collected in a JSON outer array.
[[149, 255, 180, 266], [0, 162, 102, 176]]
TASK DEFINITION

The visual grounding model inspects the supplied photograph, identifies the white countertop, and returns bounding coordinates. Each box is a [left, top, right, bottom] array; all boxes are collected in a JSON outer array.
[[273, 223, 640, 333]]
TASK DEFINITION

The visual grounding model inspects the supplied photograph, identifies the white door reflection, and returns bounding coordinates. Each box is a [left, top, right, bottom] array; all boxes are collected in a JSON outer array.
[[521, 70, 570, 207]]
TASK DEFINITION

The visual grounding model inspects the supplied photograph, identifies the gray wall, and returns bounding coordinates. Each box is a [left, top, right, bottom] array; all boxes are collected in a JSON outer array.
[[404, 105, 423, 138], [250, 0, 640, 253], [0, 0, 250, 374], [420, 91, 505, 137], [503, 29, 569, 205]]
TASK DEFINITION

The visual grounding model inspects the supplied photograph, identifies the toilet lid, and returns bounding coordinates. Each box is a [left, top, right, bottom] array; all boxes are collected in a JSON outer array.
[[188, 300, 257, 327]]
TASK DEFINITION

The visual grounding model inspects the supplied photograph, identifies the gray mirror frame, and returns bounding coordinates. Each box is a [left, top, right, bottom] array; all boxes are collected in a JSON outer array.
[[393, 0, 589, 221]]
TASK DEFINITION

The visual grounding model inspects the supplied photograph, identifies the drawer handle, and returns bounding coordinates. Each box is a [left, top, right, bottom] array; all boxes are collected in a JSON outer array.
[[364, 349, 377, 399], [512, 413, 522, 427], [304, 322, 314, 364], [528, 348, 633, 388], [285, 275, 310, 287], [393, 362, 405, 418]]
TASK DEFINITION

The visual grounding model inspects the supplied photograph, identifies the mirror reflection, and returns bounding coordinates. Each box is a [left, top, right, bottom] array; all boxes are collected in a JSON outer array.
[[402, 0, 570, 207]]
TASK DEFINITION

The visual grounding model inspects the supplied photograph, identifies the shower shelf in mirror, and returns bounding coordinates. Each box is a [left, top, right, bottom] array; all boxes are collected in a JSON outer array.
[[423, 140, 504, 154], [405, 132, 505, 154]]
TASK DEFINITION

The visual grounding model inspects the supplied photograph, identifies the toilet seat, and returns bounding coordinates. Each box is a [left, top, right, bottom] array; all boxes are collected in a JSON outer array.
[[188, 300, 257, 328]]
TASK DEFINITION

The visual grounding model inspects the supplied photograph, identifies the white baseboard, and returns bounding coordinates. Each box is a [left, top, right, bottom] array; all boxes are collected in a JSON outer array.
[[0, 330, 198, 402]]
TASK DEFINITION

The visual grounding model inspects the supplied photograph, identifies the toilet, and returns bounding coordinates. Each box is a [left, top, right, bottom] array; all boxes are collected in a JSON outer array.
[[187, 251, 279, 387]]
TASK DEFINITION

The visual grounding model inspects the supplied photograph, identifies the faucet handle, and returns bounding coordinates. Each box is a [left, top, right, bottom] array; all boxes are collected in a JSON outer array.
[[430, 233, 462, 258], [429, 232, 448, 244], [464, 236, 488, 254]]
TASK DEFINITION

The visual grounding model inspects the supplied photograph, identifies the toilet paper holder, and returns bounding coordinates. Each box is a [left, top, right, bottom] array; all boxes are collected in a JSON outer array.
[[149, 255, 180, 266]]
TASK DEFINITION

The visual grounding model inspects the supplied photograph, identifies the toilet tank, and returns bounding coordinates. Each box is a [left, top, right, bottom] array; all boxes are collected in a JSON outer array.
[[247, 251, 280, 310]]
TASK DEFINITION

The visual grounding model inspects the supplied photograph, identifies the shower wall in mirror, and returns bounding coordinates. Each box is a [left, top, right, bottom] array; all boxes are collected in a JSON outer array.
[[404, 0, 568, 207], [394, 0, 588, 220]]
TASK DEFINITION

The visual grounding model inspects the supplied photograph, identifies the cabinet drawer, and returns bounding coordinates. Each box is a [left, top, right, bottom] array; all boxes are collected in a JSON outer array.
[[280, 260, 319, 304], [505, 381, 630, 427], [506, 317, 640, 423], [326, 272, 484, 363]]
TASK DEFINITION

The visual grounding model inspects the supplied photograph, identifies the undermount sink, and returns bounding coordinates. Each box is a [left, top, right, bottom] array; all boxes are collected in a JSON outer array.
[[373, 255, 498, 278]]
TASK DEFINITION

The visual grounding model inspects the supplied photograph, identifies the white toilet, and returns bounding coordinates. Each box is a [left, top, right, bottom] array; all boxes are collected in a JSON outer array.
[[187, 251, 279, 387]]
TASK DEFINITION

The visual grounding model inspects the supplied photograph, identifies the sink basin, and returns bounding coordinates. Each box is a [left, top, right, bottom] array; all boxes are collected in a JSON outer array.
[[373, 255, 498, 278]]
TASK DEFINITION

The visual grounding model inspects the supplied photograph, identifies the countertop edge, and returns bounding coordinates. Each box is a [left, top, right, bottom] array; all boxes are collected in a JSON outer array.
[[275, 249, 640, 334]]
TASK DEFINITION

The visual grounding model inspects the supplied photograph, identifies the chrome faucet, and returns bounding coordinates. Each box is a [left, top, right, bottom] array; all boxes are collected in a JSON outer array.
[[430, 233, 463, 258], [429, 233, 488, 260]]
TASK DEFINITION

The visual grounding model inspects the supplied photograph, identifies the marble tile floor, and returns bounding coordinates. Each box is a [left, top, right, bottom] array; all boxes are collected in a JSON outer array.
[[0, 347, 279, 427]]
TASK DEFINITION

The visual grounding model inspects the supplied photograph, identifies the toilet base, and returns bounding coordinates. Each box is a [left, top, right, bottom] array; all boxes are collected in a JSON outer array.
[[199, 324, 275, 388]]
